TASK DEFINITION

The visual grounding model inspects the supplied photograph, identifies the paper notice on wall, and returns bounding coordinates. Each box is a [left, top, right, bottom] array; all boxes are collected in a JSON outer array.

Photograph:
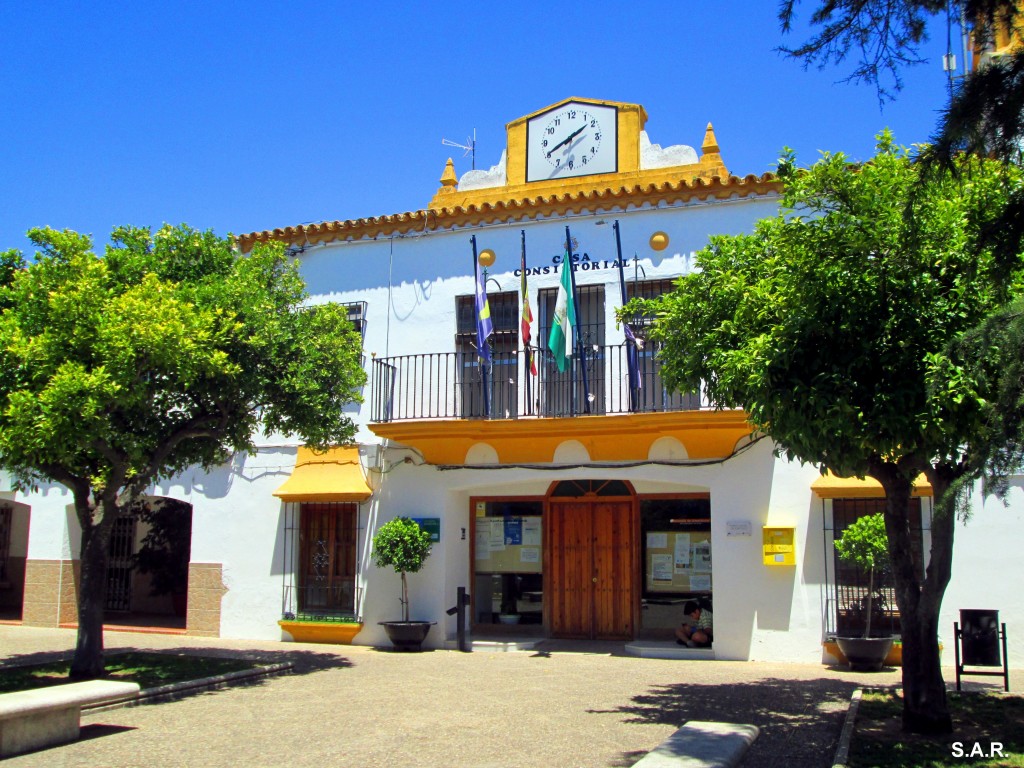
[[520, 547, 540, 563], [690, 574, 712, 591], [674, 534, 692, 571], [475, 526, 491, 560], [488, 518, 505, 550], [522, 518, 541, 546], [504, 518, 522, 545], [651, 554, 674, 583], [647, 532, 668, 549], [693, 542, 712, 572]]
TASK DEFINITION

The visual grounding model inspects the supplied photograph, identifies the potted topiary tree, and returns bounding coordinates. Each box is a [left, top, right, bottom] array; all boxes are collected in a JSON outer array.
[[372, 516, 434, 651], [834, 512, 895, 671]]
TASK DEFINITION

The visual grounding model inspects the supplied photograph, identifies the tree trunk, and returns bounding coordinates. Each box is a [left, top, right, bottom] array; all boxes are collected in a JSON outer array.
[[69, 511, 113, 680], [401, 571, 409, 622], [874, 462, 954, 735]]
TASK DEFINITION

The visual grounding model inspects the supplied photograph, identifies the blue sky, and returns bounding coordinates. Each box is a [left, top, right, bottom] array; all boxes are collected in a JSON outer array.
[[2, 1, 958, 255]]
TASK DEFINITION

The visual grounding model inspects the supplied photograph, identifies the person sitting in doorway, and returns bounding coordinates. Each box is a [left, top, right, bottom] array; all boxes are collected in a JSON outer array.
[[675, 599, 713, 648]]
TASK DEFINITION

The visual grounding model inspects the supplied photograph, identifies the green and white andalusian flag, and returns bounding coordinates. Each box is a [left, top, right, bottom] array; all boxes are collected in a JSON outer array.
[[547, 256, 577, 373]]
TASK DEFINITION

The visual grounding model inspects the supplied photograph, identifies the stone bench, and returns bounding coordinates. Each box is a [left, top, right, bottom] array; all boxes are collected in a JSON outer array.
[[0, 680, 141, 757], [632, 721, 760, 768]]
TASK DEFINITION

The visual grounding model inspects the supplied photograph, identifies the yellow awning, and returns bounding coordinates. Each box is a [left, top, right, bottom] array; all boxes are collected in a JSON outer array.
[[273, 446, 372, 503], [810, 471, 932, 499]]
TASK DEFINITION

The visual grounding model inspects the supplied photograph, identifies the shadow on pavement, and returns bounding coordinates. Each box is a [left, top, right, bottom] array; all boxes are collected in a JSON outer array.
[[601, 676, 861, 768]]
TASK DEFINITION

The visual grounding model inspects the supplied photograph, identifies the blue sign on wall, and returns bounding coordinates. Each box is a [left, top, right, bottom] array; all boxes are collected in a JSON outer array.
[[411, 517, 441, 542]]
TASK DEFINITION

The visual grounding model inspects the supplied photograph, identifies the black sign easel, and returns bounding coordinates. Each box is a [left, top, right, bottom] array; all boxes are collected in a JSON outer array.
[[955, 609, 1010, 692]]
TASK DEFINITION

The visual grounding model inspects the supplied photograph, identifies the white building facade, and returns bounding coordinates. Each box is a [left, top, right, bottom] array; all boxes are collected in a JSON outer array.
[[4, 98, 1021, 668]]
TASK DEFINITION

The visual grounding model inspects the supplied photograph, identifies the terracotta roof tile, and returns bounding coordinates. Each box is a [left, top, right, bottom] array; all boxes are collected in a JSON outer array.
[[234, 172, 780, 253]]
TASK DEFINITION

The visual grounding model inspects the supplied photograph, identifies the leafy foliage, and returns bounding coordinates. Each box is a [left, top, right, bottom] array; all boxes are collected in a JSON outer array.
[[836, 513, 891, 639], [644, 133, 1022, 479], [372, 517, 433, 622], [634, 135, 1024, 732], [836, 513, 890, 573], [778, 1, 1019, 99], [372, 517, 432, 575], [0, 224, 366, 677]]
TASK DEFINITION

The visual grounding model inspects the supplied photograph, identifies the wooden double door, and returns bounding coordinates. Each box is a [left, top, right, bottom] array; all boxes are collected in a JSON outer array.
[[548, 498, 637, 639]]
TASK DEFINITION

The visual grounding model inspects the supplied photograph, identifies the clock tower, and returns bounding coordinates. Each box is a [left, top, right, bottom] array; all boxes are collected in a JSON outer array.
[[429, 97, 729, 210]]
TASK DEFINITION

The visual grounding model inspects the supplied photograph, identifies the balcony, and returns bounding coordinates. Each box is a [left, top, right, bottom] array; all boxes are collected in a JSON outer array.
[[370, 343, 699, 423], [367, 344, 755, 466]]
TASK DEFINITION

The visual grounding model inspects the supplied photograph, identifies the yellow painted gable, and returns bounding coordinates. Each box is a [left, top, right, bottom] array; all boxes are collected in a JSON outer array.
[[429, 96, 729, 210]]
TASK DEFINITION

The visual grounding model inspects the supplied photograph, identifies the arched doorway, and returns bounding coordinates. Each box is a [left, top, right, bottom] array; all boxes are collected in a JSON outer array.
[[0, 501, 30, 622], [546, 480, 637, 640], [105, 496, 192, 630]]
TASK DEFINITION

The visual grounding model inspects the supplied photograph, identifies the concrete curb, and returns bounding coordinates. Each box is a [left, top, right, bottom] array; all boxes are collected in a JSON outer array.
[[85, 662, 294, 712], [832, 687, 862, 768]]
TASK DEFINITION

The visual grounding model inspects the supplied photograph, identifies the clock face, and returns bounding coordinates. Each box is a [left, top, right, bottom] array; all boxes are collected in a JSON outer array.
[[526, 102, 617, 182]]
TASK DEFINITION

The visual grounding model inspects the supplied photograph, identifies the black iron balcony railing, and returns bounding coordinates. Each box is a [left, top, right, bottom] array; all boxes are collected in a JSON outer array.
[[370, 343, 702, 422]]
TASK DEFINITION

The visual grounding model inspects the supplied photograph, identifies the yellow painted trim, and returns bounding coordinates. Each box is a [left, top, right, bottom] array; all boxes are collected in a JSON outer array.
[[235, 97, 780, 254], [278, 620, 363, 645], [369, 410, 755, 465], [810, 471, 933, 499], [823, 639, 942, 667]]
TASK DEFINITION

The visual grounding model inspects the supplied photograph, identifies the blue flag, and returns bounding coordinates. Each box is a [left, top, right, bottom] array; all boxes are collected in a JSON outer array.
[[475, 252, 493, 363]]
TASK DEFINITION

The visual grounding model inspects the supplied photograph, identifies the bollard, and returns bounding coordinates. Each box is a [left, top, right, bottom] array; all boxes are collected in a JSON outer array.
[[446, 586, 472, 652]]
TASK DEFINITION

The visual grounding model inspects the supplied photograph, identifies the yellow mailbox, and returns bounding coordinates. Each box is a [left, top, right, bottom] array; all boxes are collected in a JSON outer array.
[[763, 527, 796, 566]]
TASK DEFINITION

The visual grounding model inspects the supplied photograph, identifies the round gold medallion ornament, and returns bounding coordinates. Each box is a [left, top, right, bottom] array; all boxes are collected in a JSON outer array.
[[478, 248, 496, 268], [649, 232, 669, 252]]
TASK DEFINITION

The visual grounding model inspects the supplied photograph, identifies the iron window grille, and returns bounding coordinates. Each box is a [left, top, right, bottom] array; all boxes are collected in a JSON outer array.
[[282, 501, 363, 622], [456, 292, 520, 419], [823, 497, 925, 639]]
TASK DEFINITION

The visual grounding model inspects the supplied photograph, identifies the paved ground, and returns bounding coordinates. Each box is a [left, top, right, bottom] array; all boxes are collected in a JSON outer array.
[[0, 625, 910, 768]]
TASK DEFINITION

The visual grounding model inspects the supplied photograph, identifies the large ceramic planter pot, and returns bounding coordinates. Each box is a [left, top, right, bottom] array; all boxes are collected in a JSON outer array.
[[835, 636, 895, 672], [379, 621, 435, 652]]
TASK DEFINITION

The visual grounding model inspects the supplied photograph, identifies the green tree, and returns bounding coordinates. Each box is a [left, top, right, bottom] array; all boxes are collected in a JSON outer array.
[[834, 513, 890, 638], [780, 1, 1023, 164], [0, 225, 366, 679], [371, 517, 432, 622], [635, 134, 1023, 733]]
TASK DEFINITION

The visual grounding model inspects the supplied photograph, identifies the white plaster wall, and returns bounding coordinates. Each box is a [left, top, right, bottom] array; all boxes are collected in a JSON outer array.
[[163, 449, 297, 640], [22, 484, 77, 561], [6, 501, 31, 559], [939, 479, 1024, 668], [267, 196, 780, 449]]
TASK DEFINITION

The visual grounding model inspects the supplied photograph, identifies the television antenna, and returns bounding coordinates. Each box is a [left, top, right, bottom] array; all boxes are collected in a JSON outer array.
[[442, 129, 477, 170]]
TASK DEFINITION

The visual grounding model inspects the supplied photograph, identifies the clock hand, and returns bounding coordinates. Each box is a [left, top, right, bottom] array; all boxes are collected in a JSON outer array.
[[546, 125, 586, 158]]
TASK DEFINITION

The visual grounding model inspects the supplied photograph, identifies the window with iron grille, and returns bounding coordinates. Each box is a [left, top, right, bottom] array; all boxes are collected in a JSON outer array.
[[830, 497, 924, 638], [625, 278, 677, 326], [456, 292, 520, 418], [283, 502, 360, 620], [538, 282, 606, 416], [622, 278, 697, 412], [342, 301, 367, 337]]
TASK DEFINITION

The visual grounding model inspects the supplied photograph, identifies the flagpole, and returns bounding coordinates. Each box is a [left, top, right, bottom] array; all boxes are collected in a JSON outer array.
[[520, 230, 531, 416], [471, 235, 490, 418], [564, 225, 590, 415], [614, 220, 640, 411]]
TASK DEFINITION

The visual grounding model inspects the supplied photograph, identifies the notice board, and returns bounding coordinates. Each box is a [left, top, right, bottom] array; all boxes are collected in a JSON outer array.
[[645, 530, 712, 593], [474, 516, 542, 574]]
